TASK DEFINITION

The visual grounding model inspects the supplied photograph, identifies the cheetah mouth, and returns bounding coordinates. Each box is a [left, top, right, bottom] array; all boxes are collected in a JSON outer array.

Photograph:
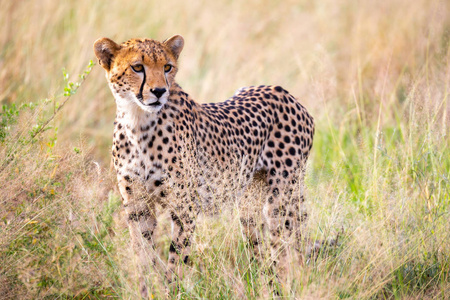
[[146, 100, 162, 106]]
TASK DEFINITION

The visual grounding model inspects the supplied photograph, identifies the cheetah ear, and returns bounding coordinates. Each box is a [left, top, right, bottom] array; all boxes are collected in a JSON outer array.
[[93, 37, 121, 71], [163, 35, 184, 59]]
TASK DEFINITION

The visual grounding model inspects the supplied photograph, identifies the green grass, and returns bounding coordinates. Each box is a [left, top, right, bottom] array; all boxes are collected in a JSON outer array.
[[1, 0, 450, 298], [1, 63, 448, 299]]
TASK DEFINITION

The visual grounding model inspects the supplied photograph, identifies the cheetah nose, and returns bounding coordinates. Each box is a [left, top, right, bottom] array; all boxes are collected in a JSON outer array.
[[151, 88, 167, 99]]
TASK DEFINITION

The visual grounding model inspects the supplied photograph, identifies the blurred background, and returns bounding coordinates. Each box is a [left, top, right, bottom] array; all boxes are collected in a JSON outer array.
[[2, 0, 448, 162], [1, 0, 449, 298]]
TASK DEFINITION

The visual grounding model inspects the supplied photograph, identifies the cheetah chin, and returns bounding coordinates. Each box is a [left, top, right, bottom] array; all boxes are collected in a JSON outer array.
[[136, 98, 166, 113]]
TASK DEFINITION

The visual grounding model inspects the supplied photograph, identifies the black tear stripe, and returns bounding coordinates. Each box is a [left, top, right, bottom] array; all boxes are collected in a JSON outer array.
[[137, 67, 146, 100], [164, 73, 169, 90]]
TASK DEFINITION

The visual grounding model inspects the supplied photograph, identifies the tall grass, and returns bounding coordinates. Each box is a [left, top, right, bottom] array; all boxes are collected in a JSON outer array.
[[1, 0, 449, 298]]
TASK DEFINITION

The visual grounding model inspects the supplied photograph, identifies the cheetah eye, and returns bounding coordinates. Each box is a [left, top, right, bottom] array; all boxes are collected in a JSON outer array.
[[131, 64, 144, 73], [164, 64, 172, 73]]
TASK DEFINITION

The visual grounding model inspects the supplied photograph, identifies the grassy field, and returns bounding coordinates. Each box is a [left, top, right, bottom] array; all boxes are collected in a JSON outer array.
[[1, 0, 449, 298]]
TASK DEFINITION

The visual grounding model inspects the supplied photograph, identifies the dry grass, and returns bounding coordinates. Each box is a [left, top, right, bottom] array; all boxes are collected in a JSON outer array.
[[1, 0, 449, 299]]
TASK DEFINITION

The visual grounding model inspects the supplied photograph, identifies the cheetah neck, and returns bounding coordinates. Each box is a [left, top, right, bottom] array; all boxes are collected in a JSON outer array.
[[115, 106, 157, 142]]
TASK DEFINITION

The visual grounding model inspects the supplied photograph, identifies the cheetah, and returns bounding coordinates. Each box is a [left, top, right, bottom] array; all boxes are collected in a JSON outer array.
[[94, 35, 314, 296]]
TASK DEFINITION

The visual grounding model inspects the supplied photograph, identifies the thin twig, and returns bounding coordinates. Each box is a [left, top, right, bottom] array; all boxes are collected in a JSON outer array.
[[30, 65, 94, 140]]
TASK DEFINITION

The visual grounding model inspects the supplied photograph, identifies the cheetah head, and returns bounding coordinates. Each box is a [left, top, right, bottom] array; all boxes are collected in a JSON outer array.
[[94, 35, 184, 113]]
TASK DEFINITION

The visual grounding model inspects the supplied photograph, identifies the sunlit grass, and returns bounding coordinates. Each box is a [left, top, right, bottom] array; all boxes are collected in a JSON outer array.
[[1, 0, 449, 298]]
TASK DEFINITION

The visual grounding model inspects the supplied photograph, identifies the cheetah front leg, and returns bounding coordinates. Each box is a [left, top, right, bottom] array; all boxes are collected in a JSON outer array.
[[118, 177, 158, 298], [165, 195, 199, 291], [125, 202, 158, 297]]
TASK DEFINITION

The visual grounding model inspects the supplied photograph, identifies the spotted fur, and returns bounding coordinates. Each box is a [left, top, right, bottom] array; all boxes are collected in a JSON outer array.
[[94, 35, 314, 296]]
